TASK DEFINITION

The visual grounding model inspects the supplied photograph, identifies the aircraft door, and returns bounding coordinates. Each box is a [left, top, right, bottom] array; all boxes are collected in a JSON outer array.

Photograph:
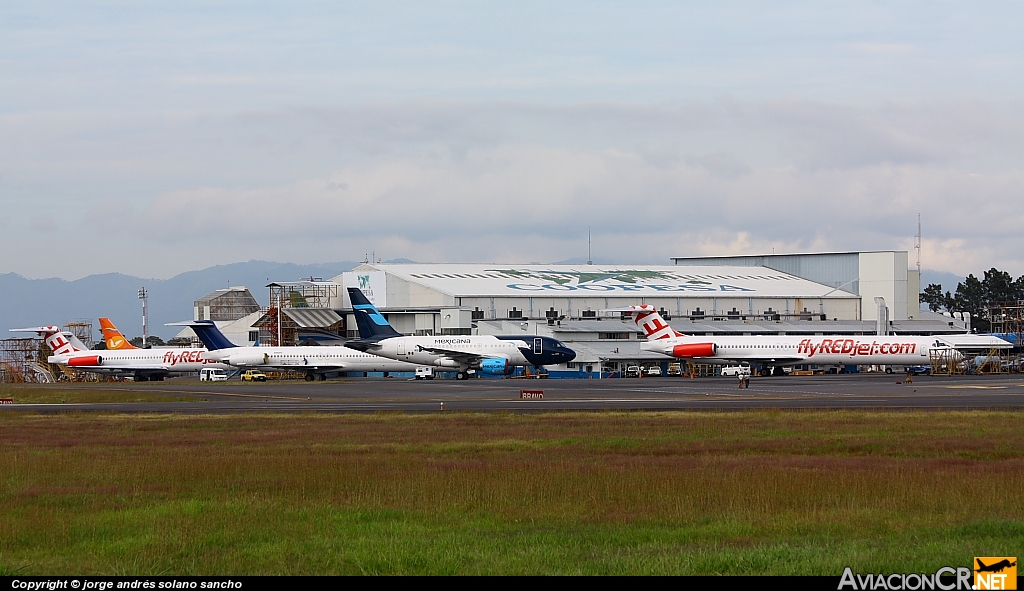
[[398, 341, 406, 355], [533, 338, 543, 355]]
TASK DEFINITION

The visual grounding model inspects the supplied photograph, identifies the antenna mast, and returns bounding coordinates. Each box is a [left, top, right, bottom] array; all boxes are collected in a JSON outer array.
[[587, 227, 593, 265], [914, 213, 922, 274]]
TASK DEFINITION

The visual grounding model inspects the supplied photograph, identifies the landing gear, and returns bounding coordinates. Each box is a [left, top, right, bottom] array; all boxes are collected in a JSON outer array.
[[305, 372, 315, 382], [319, 373, 327, 381], [456, 371, 469, 380]]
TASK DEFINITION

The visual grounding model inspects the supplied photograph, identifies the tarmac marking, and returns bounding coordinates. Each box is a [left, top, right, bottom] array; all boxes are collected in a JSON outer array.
[[140, 389, 313, 401]]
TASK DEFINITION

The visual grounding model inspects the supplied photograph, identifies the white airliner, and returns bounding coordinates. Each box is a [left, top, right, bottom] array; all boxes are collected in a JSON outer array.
[[178, 320, 420, 380], [619, 305, 1010, 374], [346, 287, 576, 380], [10, 324, 228, 381]]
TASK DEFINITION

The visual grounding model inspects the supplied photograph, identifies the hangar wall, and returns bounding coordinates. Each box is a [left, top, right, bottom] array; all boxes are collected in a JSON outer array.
[[671, 251, 918, 321]]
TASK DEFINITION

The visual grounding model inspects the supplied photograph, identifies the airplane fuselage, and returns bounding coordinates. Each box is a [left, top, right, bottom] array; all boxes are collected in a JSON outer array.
[[642, 334, 969, 366], [50, 347, 228, 379], [364, 335, 575, 371], [202, 345, 418, 373]]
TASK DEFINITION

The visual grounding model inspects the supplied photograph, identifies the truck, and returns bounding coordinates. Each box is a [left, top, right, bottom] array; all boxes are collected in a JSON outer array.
[[241, 369, 268, 382]]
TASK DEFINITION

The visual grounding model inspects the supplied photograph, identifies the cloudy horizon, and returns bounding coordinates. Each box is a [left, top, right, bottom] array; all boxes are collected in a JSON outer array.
[[3, 2, 1023, 281]]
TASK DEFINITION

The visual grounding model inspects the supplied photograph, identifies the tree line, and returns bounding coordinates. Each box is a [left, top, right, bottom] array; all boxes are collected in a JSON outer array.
[[921, 268, 1024, 332]]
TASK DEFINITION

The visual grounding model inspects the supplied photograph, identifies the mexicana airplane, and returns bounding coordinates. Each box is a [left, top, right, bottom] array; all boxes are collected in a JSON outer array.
[[10, 324, 228, 381], [617, 304, 1009, 375], [345, 287, 576, 380], [178, 320, 420, 380]]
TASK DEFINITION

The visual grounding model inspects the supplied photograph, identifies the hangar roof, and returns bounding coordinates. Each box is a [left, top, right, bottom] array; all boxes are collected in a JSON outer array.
[[351, 264, 856, 299]]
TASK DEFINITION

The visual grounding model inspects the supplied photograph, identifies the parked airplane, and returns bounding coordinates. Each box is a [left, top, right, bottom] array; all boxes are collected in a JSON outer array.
[[345, 287, 576, 380], [99, 317, 137, 350], [178, 320, 420, 380], [618, 304, 1010, 375], [10, 325, 226, 381]]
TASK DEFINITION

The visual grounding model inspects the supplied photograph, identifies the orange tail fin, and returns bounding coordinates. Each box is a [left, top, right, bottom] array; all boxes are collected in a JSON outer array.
[[99, 317, 137, 350]]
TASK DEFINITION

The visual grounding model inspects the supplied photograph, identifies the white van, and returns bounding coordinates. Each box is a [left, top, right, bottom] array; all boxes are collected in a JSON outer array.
[[720, 365, 751, 377], [415, 366, 434, 380], [200, 368, 229, 382]]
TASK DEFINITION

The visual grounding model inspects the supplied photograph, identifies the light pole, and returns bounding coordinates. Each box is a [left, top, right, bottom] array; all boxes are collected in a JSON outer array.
[[138, 287, 148, 348]]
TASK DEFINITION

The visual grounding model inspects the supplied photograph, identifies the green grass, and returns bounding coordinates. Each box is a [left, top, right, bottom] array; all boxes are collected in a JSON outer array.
[[0, 384, 201, 404], [1, 411, 1022, 574]]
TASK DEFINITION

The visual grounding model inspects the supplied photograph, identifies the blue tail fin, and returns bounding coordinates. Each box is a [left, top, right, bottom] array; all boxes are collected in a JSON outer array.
[[347, 288, 401, 340], [180, 320, 238, 350]]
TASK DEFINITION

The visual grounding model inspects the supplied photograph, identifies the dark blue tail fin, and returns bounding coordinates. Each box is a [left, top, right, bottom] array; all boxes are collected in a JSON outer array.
[[347, 288, 401, 340], [183, 320, 238, 350]]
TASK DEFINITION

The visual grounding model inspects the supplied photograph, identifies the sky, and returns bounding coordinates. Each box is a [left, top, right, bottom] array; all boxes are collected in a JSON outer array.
[[2, 1, 1023, 280]]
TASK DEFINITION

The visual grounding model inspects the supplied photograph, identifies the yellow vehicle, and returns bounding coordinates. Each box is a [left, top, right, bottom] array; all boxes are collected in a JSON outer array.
[[240, 369, 267, 382]]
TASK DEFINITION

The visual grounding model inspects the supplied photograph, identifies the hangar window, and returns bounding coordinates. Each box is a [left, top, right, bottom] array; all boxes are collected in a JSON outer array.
[[599, 332, 630, 340]]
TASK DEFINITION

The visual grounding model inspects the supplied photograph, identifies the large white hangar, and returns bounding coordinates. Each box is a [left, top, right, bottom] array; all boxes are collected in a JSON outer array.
[[180, 257, 972, 377], [330, 263, 863, 333]]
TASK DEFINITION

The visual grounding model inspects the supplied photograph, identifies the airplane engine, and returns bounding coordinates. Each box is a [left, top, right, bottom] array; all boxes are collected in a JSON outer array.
[[68, 355, 102, 367], [671, 343, 717, 358], [479, 357, 510, 375], [434, 358, 460, 368], [228, 353, 269, 367]]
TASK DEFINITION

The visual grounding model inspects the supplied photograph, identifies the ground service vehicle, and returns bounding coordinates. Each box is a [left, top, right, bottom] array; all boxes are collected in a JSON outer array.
[[720, 365, 751, 377], [625, 365, 642, 378], [200, 368, 229, 381], [415, 367, 434, 380], [646, 366, 662, 377], [241, 369, 267, 382]]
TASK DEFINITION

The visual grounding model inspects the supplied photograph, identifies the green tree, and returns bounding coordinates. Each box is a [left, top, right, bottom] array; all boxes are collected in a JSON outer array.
[[920, 283, 954, 312], [954, 274, 987, 331], [982, 268, 1017, 303]]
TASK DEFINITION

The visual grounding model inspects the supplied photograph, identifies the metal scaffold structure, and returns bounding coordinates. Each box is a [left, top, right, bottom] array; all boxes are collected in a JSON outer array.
[[64, 319, 95, 350], [0, 337, 56, 383], [258, 280, 343, 346], [929, 348, 968, 376], [986, 300, 1024, 373]]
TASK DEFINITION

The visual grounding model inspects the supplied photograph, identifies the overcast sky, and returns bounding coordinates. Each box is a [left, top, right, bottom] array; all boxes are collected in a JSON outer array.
[[3, 1, 1023, 280]]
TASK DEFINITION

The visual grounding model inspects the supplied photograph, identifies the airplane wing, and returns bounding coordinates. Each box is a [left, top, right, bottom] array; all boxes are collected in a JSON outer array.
[[415, 345, 505, 365]]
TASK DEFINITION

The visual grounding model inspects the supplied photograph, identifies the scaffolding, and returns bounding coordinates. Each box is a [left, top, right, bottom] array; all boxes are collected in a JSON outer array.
[[258, 280, 343, 346], [929, 348, 968, 376], [0, 337, 56, 383], [64, 319, 95, 350]]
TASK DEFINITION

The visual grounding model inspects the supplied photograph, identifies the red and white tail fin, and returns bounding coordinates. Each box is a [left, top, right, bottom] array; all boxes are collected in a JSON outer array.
[[99, 317, 137, 350], [9, 326, 86, 355], [624, 305, 683, 340]]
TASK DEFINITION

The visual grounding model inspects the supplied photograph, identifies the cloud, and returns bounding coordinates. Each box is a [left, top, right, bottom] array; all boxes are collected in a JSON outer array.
[[4, 98, 1024, 278]]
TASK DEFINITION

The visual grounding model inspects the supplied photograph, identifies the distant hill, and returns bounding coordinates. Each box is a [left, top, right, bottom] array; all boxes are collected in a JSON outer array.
[[920, 269, 965, 294], [1, 261, 358, 341]]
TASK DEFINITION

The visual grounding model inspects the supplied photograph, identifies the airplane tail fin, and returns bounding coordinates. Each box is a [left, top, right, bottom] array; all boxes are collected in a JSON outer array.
[[347, 288, 401, 340], [167, 320, 237, 350], [9, 326, 86, 355], [617, 305, 684, 340], [99, 318, 137, 350]]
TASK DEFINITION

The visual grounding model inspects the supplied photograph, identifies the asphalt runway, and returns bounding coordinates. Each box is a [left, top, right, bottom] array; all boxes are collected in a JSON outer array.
[[4, 373, 1024, 413]]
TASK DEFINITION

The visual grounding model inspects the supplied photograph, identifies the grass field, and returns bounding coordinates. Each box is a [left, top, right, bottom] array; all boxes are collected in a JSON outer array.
[[0, 384, 201, 404], [1, 411, 1021, 575]]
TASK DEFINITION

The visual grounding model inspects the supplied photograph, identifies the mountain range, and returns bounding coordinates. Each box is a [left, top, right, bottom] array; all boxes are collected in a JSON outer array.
[[1, 261, 359, 341]]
